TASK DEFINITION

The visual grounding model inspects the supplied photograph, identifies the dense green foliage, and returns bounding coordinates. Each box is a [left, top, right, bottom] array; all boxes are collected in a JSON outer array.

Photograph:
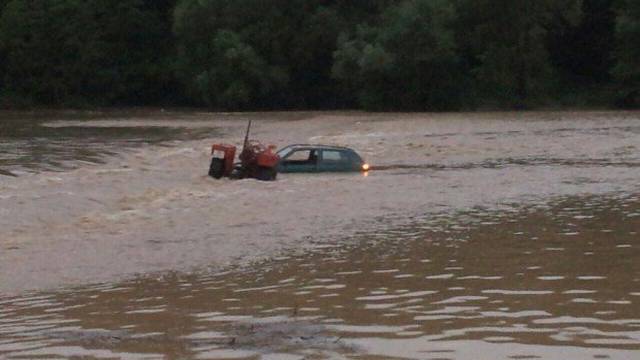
[[332, 0, 466, 110], [613, 0, 640, 107], [0, 0, 637, 110], [0, 0, 176, 107], [456, 0, 582, 108]]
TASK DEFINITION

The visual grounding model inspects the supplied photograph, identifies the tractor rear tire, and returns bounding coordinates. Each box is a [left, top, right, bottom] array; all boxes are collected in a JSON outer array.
[[255, 166, 277, 181], [208, 158, 224, 179]]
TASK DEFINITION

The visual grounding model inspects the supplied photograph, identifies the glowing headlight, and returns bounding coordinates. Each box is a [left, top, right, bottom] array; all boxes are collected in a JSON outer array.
[[362, 163, 370, 171]]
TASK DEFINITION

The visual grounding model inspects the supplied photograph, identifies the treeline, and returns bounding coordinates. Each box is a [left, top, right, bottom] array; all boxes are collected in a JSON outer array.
[[0, 0, 637, 111]]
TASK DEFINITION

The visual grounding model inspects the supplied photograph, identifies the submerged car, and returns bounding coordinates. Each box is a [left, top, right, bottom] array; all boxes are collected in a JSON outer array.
[[276, 144, 369, 173]]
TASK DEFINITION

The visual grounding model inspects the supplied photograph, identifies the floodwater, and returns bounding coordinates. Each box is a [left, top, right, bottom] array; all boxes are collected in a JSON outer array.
[[1, 110, 640, 359], [0, 111, 216, 175], [1, 195, 639, 359]]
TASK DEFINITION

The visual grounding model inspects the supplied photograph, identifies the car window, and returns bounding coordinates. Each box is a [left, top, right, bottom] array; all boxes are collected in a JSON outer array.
[[284, 149, 318, 164], [276, 147, 293, 158], [286, 150, 311, 161], [322, 150, 345, 162]]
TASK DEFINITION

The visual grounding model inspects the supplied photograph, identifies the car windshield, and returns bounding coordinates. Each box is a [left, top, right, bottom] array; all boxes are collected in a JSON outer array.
[[276, 146, 294, 158]]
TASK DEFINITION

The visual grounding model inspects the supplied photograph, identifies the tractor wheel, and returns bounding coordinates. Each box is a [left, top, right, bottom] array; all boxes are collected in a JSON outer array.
[[255, 166, 277, 181], [208, 158, 225, 179]]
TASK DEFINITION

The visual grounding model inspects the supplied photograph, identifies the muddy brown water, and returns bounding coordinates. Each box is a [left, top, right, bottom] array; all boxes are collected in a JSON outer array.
[[1, 194, 639, 359], [2, 110, 640, 359], [0, 111, 219, 176]]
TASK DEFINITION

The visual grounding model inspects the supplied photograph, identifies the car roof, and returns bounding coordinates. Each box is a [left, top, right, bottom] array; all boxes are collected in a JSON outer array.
[[279, 144, 356, 152]]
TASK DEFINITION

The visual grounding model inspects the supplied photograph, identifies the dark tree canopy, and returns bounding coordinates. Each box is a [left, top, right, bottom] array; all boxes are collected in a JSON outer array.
[[332, 0, 467, 110], [0, 0, 635, 110], [613, 0, 640, 107], [0, 0, 176, 107]]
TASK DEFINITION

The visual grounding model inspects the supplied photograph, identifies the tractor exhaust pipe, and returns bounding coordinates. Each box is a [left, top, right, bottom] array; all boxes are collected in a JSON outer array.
[[242, 120, 252, 151]]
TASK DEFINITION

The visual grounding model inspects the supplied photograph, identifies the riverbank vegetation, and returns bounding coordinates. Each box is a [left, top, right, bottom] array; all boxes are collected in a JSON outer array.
[[0, 0, 637, 111]]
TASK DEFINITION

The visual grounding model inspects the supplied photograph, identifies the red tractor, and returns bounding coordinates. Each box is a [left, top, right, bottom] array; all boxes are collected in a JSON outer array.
[[208, 121, 279, 181]]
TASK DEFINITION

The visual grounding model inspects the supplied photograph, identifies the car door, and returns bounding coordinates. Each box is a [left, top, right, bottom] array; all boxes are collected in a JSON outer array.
[[279, 149, 318, 173], [319, 149, 350, 172]]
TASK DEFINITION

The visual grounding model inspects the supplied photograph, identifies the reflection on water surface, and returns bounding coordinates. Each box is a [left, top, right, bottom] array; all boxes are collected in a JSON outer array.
[[0, 112, 216, 175], [1, 194, 639, 359]]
